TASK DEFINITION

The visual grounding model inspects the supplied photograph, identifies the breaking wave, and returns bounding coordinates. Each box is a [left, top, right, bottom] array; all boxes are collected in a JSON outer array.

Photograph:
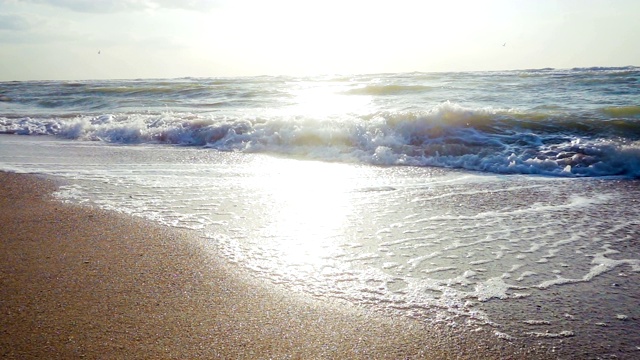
[[2, 101, 640, 178]]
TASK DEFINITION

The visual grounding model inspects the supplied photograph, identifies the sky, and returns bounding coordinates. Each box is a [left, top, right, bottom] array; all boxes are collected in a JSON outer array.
[[0, 0, 639, 80]]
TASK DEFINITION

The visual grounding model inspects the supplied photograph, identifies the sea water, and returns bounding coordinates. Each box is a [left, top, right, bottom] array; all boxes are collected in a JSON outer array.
[[2, 68, 640, 357]]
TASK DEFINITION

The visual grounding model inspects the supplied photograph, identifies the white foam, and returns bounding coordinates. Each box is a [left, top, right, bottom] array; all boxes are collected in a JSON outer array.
[[473, 277, 526, 302], [54, 184, 90, 203], [526, 331, 575, 338], [516, 271, 537, 281], [495, 331, 517, 341], [523, 320, 551, 325]]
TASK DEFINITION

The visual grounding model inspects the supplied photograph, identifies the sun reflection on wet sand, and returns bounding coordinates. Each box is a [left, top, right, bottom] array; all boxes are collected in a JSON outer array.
[[249, 157, 358, 272]]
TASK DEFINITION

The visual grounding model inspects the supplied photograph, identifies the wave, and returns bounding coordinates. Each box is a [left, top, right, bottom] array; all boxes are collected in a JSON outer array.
[[343, 84, 433, 96], [570, 66, 639, 72], [0, 79, 290, 113], [3, 102, 640, 178], [602, 105, 640, 118]]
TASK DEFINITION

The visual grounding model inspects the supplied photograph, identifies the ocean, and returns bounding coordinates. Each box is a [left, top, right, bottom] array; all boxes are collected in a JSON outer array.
[[2, 67, 640, 358]]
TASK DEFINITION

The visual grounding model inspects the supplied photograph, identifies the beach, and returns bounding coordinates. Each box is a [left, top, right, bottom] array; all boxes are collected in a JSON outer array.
[[0, 171, 547, 359], [2, 68, 640, 359]]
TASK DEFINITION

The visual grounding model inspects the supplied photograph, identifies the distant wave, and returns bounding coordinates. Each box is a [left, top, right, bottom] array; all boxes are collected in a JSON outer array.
[[0, 78, 290, 112], [571, 66, 639, 72], [602, 105, 640, 118], [343, 84, 433, 96], [2, 102, 640, 178]]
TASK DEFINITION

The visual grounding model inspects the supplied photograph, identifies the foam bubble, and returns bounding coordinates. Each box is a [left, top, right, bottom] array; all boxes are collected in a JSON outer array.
[[473, 277, 526, 302], [526, 331, 575, 338]]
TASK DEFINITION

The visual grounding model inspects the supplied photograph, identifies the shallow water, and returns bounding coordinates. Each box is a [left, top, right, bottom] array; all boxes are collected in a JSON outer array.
[[2, 135, 639, 358]]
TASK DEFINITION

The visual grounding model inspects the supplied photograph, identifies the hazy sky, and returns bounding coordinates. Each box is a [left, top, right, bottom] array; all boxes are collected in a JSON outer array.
[[1, 0, 639, 80]]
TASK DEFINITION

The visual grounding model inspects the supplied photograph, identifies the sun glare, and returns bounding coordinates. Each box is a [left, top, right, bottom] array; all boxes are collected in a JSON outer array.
[[251, 157, 357, 270], [286, 82, 372, 118], [196, 1, 473, 76]]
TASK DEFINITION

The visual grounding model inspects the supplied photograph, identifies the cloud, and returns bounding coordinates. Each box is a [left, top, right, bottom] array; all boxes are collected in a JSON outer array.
[[19, 0, 221, 13], [0, 14, 31, 30], [0, 17, 79, 44], [154, 0, 221, 11]]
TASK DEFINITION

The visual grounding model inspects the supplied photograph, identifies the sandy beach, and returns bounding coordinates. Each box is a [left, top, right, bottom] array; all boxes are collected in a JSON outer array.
[[0, 171, 550, 359]]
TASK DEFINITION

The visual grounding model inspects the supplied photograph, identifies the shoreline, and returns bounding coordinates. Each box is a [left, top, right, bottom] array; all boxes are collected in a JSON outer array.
[[0, 171, 546, 359]]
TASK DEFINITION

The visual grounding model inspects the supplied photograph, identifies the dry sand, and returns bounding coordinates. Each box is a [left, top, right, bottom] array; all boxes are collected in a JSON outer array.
[[0, 172, 549, 359]]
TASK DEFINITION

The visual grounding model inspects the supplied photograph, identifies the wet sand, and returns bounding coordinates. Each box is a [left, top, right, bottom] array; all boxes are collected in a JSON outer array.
[[0, 172, 547, 359]]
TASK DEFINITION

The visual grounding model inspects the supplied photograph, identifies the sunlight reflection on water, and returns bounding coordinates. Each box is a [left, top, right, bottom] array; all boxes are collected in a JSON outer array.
[[249, 157, 358, 271], [285, 81, 372, 118]]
